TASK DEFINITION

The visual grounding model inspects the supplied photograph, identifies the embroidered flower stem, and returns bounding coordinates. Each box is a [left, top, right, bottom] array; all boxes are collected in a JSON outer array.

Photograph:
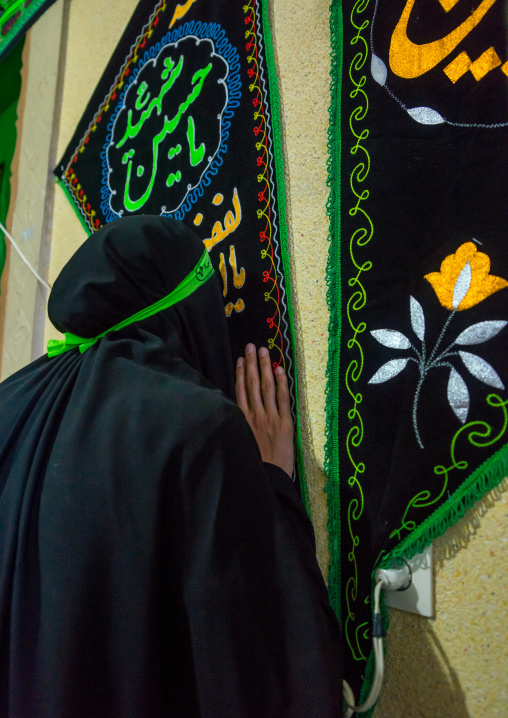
[[412, 370, 425, 449], [369, 244, 507, 450], [427, 308, 456, 365]]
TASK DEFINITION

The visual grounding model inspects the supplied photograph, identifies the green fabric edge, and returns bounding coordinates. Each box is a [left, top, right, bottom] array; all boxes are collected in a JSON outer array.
[[54, 175, 93, 237], [382, 441, 508, 566], [0, 0, 54, 62], [324, 0, 343, 621], [258, 0, 310, 515], [0, 37, 24, 286]]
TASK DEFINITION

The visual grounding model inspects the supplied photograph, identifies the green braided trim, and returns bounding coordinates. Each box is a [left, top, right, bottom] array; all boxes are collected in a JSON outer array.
[[324, 0, 344, 621], [260, 0, 310, 515], [383, 441, 508, 567]]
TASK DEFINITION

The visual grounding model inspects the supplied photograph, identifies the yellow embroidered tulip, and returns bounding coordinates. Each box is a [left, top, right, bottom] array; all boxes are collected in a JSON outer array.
[[425, 242, 508, 311]]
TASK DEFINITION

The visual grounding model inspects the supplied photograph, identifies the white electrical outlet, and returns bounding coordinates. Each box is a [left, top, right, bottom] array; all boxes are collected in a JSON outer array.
[[383, 545, 434, 617]]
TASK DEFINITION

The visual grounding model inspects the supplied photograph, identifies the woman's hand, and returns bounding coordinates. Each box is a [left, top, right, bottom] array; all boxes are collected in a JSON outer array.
[[235, 344, 294, 478]]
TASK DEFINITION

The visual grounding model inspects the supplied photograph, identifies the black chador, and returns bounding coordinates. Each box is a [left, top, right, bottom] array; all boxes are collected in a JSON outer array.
[[0, 216, 342, 717]]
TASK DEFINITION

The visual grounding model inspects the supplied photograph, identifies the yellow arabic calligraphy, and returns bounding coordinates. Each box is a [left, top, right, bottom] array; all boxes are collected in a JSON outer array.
[[203, 188, 242, 251], [169, 0, 199, 29], [229, 245, 245, 289], [219, 252, 228, 296], [389, 0, 498, 79], [438, 0, 461, 10], [225, 298, 245, 317], [218, 244, 246, 297]]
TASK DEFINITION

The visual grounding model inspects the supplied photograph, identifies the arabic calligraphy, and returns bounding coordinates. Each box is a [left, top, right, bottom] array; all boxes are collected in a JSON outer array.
[[107, 36, 229, 216], [203, 187, 242, 251], [389, 0, 498, 79], [220, 247, 246, 316], [225, 298, 245, 317], [196, 188, 245, 316], [219, 251, 228, 297], [229, 244, 245, 289], [169, 0, 199, 29], [371, 0, 508, 126], [120, 64, 211, 211], [438, 0, 460, 10], [187, 115, 206, 166], [116, 56, 186, 150], [443, 46, 502, 83]]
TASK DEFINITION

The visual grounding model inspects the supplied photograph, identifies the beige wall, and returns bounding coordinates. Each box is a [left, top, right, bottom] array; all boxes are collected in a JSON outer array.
[[13, 0, 508, 714]]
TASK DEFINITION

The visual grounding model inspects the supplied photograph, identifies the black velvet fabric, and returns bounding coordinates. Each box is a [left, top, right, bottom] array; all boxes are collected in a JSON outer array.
[[0, 216, 342, 717], [332, 0, 508, 696], [54, 0, 298, 387]]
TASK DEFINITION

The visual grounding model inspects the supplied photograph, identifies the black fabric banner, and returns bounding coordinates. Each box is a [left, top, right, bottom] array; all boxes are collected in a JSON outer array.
[[55, 0, 307, 498], [327, 0, 508, 701]]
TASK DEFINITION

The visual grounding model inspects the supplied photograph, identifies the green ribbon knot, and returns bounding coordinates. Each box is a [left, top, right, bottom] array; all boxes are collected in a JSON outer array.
[[47, 250, 213, 358]]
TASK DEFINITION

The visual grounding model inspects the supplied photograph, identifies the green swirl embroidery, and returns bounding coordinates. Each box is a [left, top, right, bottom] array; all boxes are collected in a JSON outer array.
[[390, 394, 508, 545], [343, 0, 373, 663]]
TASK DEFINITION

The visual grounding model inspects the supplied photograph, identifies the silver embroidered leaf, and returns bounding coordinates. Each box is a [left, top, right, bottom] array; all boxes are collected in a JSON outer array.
[[368, 358, 410, 384], [455, 320, 507, 345], [452, 262, 471, 309], [447, 367, 469, 424], [458, 351, 505, 389], [407, 107, 445, 125], [410, 296, 425, 342], [371, 54, 387, 86], [370, 329, 411, 349]]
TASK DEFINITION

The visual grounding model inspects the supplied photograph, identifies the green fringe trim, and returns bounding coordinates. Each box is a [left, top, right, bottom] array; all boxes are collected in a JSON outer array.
[[324, 0, 344, 621], [381, 441, 508, 567], [252, 0, 311, 514]]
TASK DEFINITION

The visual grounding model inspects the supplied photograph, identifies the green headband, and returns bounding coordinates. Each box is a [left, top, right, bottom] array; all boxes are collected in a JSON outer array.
[[47, 250, 214, 358]]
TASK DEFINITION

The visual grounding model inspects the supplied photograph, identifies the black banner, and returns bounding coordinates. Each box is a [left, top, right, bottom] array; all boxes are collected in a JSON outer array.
[[55, 0, 306, 496], [327, 0, 508, 699]]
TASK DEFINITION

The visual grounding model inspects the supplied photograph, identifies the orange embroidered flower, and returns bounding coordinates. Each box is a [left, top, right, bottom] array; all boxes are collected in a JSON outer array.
[[425, 242, 508, 311]]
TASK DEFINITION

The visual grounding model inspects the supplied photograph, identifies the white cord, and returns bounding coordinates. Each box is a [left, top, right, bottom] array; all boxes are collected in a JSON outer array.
[[342, 577, 387, 716], [0, 219, 52, 292]]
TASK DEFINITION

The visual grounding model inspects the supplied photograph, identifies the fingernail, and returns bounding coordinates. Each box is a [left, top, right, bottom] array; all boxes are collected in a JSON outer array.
[[259, 347, 268, 357], [276, 366, 284, 374], [236, 357, 244, 367], [246, 343, 255, 354]]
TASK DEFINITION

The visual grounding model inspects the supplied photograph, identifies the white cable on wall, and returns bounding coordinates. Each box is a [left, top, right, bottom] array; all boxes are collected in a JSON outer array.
[[0, 219, 52, 293], [342, 563, 411, 715]]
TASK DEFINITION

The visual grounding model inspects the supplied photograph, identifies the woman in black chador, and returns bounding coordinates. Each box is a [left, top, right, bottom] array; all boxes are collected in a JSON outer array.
[[0, 216, 342, 717]]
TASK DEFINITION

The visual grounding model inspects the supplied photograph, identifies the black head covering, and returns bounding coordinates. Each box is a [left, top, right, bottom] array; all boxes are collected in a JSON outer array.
[[0, 216, 342, 717], [47, 215, 234, 398]]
